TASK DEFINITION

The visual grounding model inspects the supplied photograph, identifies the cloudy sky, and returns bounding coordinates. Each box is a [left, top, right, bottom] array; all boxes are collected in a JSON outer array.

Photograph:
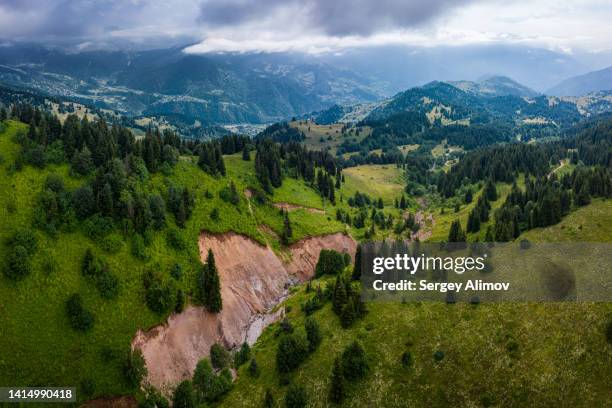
[[0, 0, 610, 55]]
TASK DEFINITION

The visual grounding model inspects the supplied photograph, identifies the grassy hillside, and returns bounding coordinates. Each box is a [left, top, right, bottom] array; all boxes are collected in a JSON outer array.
[[223, 276, 612, 407], [0, 120, 348, 401], [342, 164, 406, 205]]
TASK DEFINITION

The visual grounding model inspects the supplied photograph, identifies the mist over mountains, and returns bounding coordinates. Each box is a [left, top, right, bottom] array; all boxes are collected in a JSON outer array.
[[0, 42, 611, 127]]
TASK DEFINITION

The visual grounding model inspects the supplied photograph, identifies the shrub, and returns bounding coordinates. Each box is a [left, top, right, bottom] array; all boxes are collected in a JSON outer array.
[[234, 342, 251, 367], [329, 357, 345, 404], [219, 182, 240, 205], [4, 245, 31, 280], [305, 317, 322, 352], [100, 233, 123, 253], [72, 185, 96, 219], [284, 384, 308, 408], [606, 320, 612, 344], [173, 380, 195, 408], [124, 349, 147, 388], [276, 334, 308, 373], [166, 228, 186, 251], [341, 341, 369, 381], [434, 350, 445, 362], [192, 358, 232, 403], [263, 389, 275, 408], [131, 233, 150, 260], [315, 249, 346, 276], [7, 228, 38, 255], [175, 289, 185, 313], [248, 358, 260, 377], [82, 214, 114, 242], [141, 388, 169, 408], [171, 263, 183, 280], [143, 270, 175, 314], [401, 351, 413, 367], [210, 343, 230, 369], [66, 294, 94, 331]]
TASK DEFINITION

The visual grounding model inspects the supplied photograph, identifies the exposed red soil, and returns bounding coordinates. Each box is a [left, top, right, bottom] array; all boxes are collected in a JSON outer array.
[[132, 232, 355, 391]]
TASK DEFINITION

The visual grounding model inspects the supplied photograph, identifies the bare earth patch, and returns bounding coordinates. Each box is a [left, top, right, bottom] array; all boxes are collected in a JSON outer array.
[[132, 232, 355, 392]]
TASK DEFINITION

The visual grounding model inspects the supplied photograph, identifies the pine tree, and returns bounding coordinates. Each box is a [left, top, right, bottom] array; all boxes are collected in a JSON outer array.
[[173, 380, 195, 408], [484, 179, 498, 201], [464, 189, 473, 204], [399, 195, 407, 210], [248, 358, 260, 377], [304, 317, 321, 352], [329, 357, 345, 404], [281, 210, 292, 245], [242, 144, 250, 161], [351, 244, 362, 281], [203, 249, 222, 312], [448, 220, 466, 243], [377, 198, 384, 209], [263, 388, 275, 408], [332, 276, 347, 315]]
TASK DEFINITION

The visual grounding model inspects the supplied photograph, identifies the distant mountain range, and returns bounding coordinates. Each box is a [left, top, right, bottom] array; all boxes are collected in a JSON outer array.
[[547, 66, 612, 96], [0, 44, 383, 125], [310, 79, 612, 133], [1, 43, 611, 131]]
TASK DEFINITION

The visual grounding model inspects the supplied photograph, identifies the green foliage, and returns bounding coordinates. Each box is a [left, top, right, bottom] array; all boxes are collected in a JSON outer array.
[[606, 320, 612, 345], [173, 380, 196, 408], [284, 383, 308, 408], [219, 181, 240, 205], [65, 293, 94, 331], [263, 388, 275, 408], [341, 341, 369, 382], [281, 210, 292, 245], [210, 343, 230, 369], [434, 350, 445, 362], [352, 244, 362, 281], [276, 334, 308, 373], [166, 227, 186, 251], [448, 220, 466, 243], [192, 358, 232, 403], [315, 249, 346, 277], [7, 228, 38, 255], [401, 351, 413, 368], [131, 233, 150, 261], [200, 249, 222, 313], [81, 249, 120, 299], [329, 357, 345, 404], [248, 358, 260, 377], [305, 317, 322, 352], [141, 388, 169, 408], [143, 270, 175, 314], [124, 349, 147, 388], [4, 245, 32, 280], [234, 342, 251, 368]]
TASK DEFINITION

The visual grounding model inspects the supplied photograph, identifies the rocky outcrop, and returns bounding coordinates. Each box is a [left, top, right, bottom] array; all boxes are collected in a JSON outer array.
[[132, 232, 355, 391]]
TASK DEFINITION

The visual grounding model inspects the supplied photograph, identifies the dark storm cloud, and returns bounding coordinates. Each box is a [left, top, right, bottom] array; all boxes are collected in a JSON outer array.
[[0, 0, 201, 48], [198, 0, 476, 36]]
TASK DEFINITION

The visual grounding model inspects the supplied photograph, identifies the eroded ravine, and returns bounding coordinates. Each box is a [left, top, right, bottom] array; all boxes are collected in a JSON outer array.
[[131, 231, 356, 391]]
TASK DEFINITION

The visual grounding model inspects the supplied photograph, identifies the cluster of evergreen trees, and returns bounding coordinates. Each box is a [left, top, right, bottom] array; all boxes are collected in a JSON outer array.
[[492, 167, 611, 241], [331, 274, 367, 328], [438, 119, 612, 199]]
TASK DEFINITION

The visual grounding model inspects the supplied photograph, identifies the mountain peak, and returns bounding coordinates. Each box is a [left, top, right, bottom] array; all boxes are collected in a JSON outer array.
[[547, 66, 612, 96], [449, 75, 538, 97]]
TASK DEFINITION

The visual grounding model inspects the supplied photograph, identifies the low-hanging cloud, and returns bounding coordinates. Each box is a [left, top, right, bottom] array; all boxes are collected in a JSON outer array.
[[198, 0, 475, 36]]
